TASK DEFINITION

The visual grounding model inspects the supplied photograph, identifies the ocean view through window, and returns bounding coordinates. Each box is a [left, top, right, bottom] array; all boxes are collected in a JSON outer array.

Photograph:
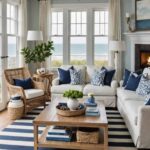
[[50, 6, 108, 67]]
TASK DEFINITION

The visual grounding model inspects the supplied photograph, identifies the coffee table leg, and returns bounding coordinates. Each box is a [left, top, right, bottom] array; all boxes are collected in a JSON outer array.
[[104, 126, 108, 150], [34, 124, 38, 150]]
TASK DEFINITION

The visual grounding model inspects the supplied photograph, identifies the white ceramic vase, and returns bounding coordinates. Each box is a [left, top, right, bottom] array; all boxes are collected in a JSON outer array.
[[67, 98, 79, 110]]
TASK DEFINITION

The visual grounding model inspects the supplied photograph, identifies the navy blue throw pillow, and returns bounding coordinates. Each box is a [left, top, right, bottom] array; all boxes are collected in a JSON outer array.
[[122, 69, 131, 87], [101, 67, 116, 86], [14, 78, 32, 89], [124, 73, 142, 91], [58, 66, 74, 84]]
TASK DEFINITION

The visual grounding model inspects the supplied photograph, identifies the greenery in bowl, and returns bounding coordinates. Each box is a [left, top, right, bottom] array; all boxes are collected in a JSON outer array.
[[63, 90, 83, 99]]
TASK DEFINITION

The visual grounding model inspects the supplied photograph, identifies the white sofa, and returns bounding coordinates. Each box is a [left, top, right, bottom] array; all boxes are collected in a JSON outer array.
[[117, 67, 150, 149], [51, 65, 118, 107]]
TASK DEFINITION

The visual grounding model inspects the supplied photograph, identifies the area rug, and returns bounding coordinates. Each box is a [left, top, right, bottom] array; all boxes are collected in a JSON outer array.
[[0, 107, 136, 150]]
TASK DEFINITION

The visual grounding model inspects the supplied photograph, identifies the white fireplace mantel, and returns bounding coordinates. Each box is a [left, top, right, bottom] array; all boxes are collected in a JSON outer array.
[[124, 31, 150, 71]]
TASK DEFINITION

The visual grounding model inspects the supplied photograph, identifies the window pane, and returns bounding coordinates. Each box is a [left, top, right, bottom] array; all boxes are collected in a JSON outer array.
[[70, 11, 87, 36], [7, 19, 11, 34], [8, 36, 17, 68], [58, 24, 63, 35], [52, 24, 57, 35], [95, 24, 100, 35], [58, 12, 63, 23], [100, 24, 105, 35], [94, 37, 108, 66], [100, 11, 105, 23], [82, 12, 86, 23], [51, 37, 63, 67], [71, 12, 76, 23], [11, 20, 16, 34], [77, 12, 81, 23], [70, 37, 86, 65], [52, 12, 57, 23], [95, 11, 99, 23], [11, 5, 15, 19], [7, 4, 11, 18], [105, 11, 108, 23]]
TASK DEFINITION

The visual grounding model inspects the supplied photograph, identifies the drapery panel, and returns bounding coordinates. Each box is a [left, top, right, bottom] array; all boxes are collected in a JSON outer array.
[[108, 0, 122, 81]]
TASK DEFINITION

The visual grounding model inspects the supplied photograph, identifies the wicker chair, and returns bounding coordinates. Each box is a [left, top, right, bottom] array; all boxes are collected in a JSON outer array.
[[4, 67, 46, 114]]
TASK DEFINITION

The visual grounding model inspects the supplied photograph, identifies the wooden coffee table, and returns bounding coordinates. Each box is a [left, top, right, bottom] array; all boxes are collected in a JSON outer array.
[[33, 99, 108, 150]]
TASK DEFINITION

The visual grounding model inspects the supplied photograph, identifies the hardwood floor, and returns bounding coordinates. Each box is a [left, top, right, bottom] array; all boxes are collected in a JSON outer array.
[[0, 109, 13, 130]]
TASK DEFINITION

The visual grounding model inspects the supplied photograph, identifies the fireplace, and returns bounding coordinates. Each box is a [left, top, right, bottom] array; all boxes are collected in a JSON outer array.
[[135, 44, 150, 71]]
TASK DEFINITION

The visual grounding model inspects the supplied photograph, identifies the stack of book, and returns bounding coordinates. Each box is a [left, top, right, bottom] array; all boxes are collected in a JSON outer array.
[[85, 107, 100, 116], [46, 126, 72, 142]]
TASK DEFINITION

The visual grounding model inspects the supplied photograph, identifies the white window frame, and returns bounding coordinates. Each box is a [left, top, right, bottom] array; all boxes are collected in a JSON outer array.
[[93, 9, 109, 66], [50, 3, 108, 67], [7, 2, 19, 68]]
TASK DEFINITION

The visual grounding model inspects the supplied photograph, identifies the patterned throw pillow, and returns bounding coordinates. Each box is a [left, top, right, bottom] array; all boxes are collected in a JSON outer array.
[[91, 69, 106, 86], [136, 75, 150, 96], [144, 95, 150, 105], [70, 69, 81, 85]]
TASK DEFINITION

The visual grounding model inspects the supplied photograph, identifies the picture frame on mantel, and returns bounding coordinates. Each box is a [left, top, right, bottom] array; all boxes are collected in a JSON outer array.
[[135, 0, 150, 31]]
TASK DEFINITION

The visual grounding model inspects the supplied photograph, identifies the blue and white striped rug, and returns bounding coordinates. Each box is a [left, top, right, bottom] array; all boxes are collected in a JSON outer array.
[[0, 107, 136, 150]]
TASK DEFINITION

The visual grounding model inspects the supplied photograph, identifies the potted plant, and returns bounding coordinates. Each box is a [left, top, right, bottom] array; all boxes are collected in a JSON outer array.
[[63, 90, 83, 110], [21, 41, 54, 69]]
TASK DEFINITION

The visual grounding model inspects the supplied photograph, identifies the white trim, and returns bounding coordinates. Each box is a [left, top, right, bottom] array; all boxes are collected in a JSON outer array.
[[7, 0, 20, 5], [52, 3, 108, 10]]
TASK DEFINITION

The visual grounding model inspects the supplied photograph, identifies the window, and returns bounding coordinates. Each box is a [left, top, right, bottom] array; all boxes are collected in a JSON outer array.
[[51, 11, 63, 67], [7, 3, 18, 68], [94, 11, 108, 66], [70, 11, 87, 65]]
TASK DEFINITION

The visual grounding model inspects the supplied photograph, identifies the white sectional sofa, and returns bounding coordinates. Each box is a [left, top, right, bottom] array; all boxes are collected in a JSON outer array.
[[117, 68, 150, 149], [51, 65, 118, 107]]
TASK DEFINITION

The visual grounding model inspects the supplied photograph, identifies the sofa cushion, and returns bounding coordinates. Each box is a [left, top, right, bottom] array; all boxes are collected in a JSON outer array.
[[136, 75, 150, 96], [122, 69, 131, 87], [83, 84, 116, 96], [61, 65, 86, 84], [86, 66, 114, 83], [24, 89, 44, 99], [70, 69, 82, 85], [117, 88, 145, 102], [51, 84, 84, 94], [124, 100, 144, 125], [124, 73, 142, 91], [144, 94, 150, 105], [91, 69, 106, 86], [101, 66, 116, 86]]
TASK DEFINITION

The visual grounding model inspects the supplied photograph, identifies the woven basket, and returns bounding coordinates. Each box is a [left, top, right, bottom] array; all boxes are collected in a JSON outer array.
[[8, 106, 24, 120], [77, 128, 99, 144]]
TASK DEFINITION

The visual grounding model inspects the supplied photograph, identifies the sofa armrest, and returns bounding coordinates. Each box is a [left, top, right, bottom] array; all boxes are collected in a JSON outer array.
[[52, 78, 60, 86], [137, 106, 150, 148], [119, 80, 124, 87], [111, 80, 118, 89]]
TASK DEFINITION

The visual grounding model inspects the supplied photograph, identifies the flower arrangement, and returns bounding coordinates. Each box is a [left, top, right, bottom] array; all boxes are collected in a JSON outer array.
[[63, 90, 83, 99], [88, 93, 94, 98]]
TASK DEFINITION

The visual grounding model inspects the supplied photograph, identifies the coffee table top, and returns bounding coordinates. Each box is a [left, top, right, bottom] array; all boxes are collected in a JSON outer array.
[[34, 99, 108, 128]]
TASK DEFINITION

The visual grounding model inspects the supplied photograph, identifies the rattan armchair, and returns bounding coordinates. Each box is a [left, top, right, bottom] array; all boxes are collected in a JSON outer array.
[[4, 67, 46, 114]]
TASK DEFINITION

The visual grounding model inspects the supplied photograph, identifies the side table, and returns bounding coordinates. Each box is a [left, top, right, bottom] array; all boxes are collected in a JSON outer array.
[[33, 73, 54, 101]]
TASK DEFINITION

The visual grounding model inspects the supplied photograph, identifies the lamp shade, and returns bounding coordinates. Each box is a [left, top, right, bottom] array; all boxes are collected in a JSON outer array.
[[27, 30, 43, 41], [109, 41, 125, 52]]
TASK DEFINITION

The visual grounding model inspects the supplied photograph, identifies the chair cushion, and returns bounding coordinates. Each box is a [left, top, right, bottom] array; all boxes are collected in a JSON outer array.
[[51, 84, 84, 94], [124, 100, 144, 125], [24, 89, 44, 99], [83, 84, 116, 96], [117, 87, 145, 102], [14, 78, 32, 89]]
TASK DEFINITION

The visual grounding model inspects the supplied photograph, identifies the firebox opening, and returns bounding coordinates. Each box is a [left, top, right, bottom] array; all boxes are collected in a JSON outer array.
[[140, 51, 150, 68]]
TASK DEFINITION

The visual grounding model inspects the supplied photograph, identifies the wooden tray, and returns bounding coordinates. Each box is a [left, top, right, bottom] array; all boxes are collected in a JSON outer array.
[[56, 104, 86, 117]]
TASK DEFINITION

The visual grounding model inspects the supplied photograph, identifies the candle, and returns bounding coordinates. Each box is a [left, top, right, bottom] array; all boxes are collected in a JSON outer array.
[[126, 13, 130, 18]]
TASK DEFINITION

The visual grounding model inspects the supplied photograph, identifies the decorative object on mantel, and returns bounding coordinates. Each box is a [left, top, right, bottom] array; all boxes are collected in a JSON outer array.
[[135, 0, 150, 31], [63, 90, 83, 110], [109, 41, 125, 81], [125, 13, 135, 32]]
